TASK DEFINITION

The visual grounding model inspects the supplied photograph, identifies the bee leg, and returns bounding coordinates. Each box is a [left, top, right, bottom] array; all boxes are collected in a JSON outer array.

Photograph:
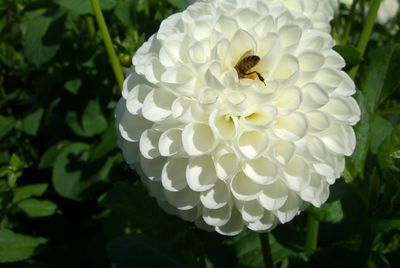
[[245, 71, 266, 86]]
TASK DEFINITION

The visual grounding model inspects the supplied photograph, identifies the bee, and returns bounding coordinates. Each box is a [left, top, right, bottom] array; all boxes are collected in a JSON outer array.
[[234, 55, 266, 85]]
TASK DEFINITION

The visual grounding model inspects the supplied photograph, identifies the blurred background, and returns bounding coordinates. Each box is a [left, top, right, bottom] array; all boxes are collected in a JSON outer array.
[[0, 0, 400, 267]]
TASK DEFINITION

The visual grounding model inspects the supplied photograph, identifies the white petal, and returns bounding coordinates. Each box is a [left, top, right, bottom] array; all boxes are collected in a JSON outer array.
[[182, 123, 218, 156], [306, 135, 327, 162], [259, 179, 288, 210], [237, 130, 269, 159], [242, 157, 278, 185], [209, 111, 238, 140], [202, 204, 232, 227], [200, 180, 230, 209], [272, 140, 295, 164], [228, 29, 257, 66], [275, 192, 302, 224], [140, 156, 167, 182], [247, 212, 276, 232], [298, 51, 325, 72], [283, 156, 311, 191], [179, 205, 201, 222], [274, 113, 308, 141], [237, 200, 264, 222], [306, 111, 330, 132], [300, 173, 325, 205], [158, 128, 184, 157], [186, 156, 218, 192], [121, 139, 140, 165], [215, 15, 238, 39], [139, 129, 161, 159], [231, 172, 261, 201], [321, 97, 361, 125], [164, 186, 200, 210], [278, 25, 302, 48], [215, 208, 245, 236], [142, 89, 175, 122], [276, 86, 302, 114], [161, 158, 188, 192], [126, 84, 153, 115], [272, 54, 299, 80], [119, 111, 153, 142], [241, 106, 277, 128], [214, 147, 239, 180], [301, 83, 329, 110]]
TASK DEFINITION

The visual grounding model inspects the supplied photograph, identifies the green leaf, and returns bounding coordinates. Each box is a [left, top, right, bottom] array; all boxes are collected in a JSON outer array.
[[90, 124, 117, 161], [166, 0, 189, 9], [52, 142, 90, 200], [0, 115, 15, 140], [0, 229, 46, 263], [334, 45, 362, 69], [369, 115, 393, 154], [12, 183, 49, 203], [82, 99, 107, 136], [347, 91, 369, 179], [232, 232, 296, 267], [39, 141, 71, 169], [66, 100, 107, 137], [23, 13, 65, 66], [15, 107, 44, 136], [107, 235, 185, 268], [378, 125, 400, 171], [17, 198, 57, 217], [308, 201, 344, 223], [64, 79, 81, 95], [56, 0, 116, 15], [361, 44, 400, 113]]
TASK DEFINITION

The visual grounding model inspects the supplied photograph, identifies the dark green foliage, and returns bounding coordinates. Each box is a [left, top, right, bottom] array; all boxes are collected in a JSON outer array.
[[0, 0, 400, 267]]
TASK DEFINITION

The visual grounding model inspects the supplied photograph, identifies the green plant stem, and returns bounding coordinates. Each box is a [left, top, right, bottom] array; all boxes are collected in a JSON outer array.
[[349, 0, 382, 79], [305, 214, 319, 256], [85, 16, 96, 38], [342, 0, 359, 45], [89, 0, 124, 91], [259, 233, 275, 268]]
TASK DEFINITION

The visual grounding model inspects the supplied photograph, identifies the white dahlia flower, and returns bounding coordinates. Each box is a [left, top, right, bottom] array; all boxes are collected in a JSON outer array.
[[193, 0, 336, 32], [116, 0, 360, 235]]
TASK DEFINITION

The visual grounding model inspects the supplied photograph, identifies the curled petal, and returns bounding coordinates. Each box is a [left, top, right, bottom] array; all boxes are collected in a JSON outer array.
[[272, 140, 295, 164], [236, 199, 264, 222], [182, 123, 218, 156], [209, 111, 238, 140], [300, 173, 325, 205], [231, 172, 261, 201], [274, 113, 308, 141], [259, 179, 288, 210], [237, 130, 269, 159], [276, 86, 302, 114], [179, 205, 201, 222], [186, 156, 218, 192], [126, 84, 153, 115], [275, 192, 302, 224], [142, 89, 176, 122], [200, 180, 230, 209], [158, 128, 184, 157], [140, 129, 161, 159], [215, 208, 245, 236], [301, 83, 329, 110], [321, 97, 361, 125], [140, 156, 167, 182], [247, 212, 276, 231], [278, 25, 302, 49], [161, 158, 188, 192], [203, 204, 232, 227], [242, 157, 278, 185], [119, 111, 153, 142], [214, 146, 239, 180], [228, 29, 257, 66], [241, 106, 277, 128], [298, 51, 325, 72], [306, 111, 330, 132], [283, 156, 311, 191], [164, 186, 200, 210]]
